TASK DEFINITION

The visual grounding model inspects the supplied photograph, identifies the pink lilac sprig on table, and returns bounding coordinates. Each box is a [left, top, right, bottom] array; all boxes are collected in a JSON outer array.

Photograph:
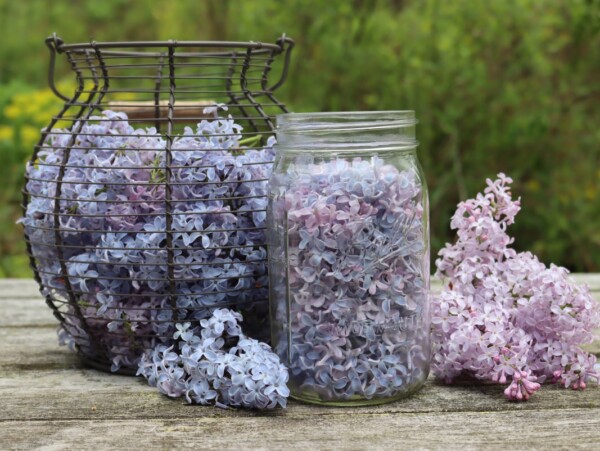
[[432, 173, 600, 401]]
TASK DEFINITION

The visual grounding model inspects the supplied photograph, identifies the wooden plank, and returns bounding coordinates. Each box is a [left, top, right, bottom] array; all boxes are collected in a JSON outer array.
[[1, 409, 599, 450], [0, 326, 599, 422], [0, 279, 42, 299], [0, 321, 597, 369], [1, 368, 599, 422], [0, 279, 600, 449], [107, 100, 214, 121], [570, 273, 600, 289], [0, 299, 56, 327]]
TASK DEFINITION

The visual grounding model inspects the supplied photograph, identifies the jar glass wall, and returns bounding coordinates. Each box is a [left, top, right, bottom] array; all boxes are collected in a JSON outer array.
[[267, 111, 430, 406]]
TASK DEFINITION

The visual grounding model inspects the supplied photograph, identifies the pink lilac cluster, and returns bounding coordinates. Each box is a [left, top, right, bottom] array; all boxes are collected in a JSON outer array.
[[137, 309, 289, 409], [21, 105, 275, 372], [432, 173, 600, 401], [269, 157, 430, 401]]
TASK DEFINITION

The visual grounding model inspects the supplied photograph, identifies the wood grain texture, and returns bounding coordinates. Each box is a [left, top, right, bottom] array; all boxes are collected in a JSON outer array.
[[0, 277, 599, 450], [1, 410, 600, 450]]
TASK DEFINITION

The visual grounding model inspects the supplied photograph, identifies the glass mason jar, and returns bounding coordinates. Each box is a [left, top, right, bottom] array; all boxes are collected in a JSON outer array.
[[267, 111, 430, 406]]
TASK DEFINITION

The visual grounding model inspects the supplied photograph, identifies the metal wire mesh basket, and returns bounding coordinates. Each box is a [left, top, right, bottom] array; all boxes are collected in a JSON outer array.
[[20, 34, 294, 374]]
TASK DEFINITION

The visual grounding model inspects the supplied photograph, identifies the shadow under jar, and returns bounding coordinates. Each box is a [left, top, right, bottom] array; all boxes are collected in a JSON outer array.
[[267, 111, 431, 406]]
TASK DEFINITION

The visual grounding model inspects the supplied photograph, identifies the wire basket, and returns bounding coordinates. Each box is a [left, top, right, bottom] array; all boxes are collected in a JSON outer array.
[[21, 34, 294, 374]]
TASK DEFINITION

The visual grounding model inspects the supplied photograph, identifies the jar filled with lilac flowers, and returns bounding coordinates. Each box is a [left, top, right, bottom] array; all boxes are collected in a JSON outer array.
[[268, 111, 431, 405]]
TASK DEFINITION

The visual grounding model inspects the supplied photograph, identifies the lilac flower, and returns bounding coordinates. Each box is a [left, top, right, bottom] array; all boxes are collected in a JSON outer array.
[[432, 174, 600, 401], [504, 370, 541, 401], [21, 107, 276, 371], [187, 379, 219, 405], [138, 309, 289, 409]]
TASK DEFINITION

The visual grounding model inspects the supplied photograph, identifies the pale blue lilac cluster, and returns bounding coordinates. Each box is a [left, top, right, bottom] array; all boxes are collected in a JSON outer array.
[[137, 309, 289, 409], [21, 106, 275, 372], [269, 157, 430, 402], [432, 174, 600, 401]]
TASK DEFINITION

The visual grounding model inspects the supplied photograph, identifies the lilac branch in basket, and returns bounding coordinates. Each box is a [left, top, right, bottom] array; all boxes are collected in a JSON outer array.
[[432, 174, 600, 401], [20, 105, 275, 371]]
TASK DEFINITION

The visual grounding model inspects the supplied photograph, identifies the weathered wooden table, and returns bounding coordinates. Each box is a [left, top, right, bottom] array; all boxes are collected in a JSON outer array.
[[1, 277, 599, 450]]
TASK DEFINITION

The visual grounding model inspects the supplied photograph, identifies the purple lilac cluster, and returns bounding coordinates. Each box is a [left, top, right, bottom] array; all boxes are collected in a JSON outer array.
[[21, 106, 275, 372], [269, 157, 430, 401], [137, 309, 289, 409], [432, 174, 600, 401]]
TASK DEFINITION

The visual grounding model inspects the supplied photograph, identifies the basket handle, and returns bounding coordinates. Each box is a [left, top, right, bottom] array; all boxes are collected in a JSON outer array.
[[268, 34, 295, 92], [45, 33, 71, 101]]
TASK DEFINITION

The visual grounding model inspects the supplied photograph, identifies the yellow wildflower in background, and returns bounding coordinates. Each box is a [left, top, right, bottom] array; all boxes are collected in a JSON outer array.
[[2, 81, 75, 128], [21, 125, 40, 147], [0, 125, 14, 141]]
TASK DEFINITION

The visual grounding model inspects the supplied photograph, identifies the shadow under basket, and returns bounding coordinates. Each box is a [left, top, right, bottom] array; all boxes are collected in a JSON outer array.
[[21, 34, 294, 374]]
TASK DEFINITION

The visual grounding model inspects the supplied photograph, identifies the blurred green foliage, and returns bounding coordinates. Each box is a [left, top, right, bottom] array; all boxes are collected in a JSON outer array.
[[0, 0, 599, 277]]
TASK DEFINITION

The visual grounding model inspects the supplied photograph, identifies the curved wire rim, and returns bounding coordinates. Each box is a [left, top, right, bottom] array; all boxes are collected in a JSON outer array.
[[54, 39, 285, 54]]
